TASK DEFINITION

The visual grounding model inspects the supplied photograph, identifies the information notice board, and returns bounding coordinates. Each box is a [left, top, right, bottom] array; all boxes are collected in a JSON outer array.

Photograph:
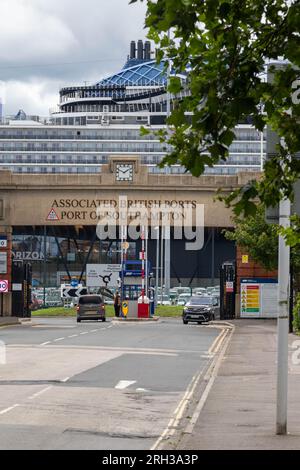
[[240, 278, 278, 318]]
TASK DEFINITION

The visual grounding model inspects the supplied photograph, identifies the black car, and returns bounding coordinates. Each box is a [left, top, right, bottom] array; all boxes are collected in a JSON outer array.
[[182, 296, 217, 324]]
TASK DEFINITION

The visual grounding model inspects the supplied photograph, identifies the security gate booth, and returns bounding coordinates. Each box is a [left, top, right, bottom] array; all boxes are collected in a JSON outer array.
[[121, 260, 151, 318]]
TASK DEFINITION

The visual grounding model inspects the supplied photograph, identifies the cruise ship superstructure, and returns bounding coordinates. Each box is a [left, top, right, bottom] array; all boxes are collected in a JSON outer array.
[[0, 41, 265, 175]]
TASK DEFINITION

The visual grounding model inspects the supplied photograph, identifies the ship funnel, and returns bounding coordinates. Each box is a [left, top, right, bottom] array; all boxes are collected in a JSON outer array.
[[130, 41, 136, 59]]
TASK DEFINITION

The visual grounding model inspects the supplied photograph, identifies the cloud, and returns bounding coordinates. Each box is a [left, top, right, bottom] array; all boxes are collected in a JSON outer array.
[[0, 0, 148, 115], [2, 79, 59, 117], [0, 0, 77, 62]]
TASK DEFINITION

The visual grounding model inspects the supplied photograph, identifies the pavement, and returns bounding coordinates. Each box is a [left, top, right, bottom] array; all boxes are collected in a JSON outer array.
[[175, 319, 300, 450], [0, 317, 20, 327]]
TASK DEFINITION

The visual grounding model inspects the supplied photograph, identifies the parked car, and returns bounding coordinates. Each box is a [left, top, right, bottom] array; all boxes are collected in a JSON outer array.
[[211, 291, 220, 301], [192, 287, 207, 296], [30, 293, 42, 311], [176, 287, 192, 296], [157, 295, 172, 306], [76, 295, 106, 323], [182, 296, 218, 324], [177, 294, 191, 306], [169, 289, 179, 305], [206, 287, 216, 295], [211, 285, 220, 293]]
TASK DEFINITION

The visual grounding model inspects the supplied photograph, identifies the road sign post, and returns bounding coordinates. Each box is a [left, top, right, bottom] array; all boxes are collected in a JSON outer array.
[[276, 197, 291, 435], [0, 280, 8, 316]]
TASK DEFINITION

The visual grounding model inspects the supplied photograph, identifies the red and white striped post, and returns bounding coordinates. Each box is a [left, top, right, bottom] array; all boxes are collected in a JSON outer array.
[[141, 227, 145, 302]]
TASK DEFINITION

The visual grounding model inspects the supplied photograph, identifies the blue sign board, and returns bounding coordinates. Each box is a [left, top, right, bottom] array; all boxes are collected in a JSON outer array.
[[241, 278, 277, 284], [0, 235, 7, 248]]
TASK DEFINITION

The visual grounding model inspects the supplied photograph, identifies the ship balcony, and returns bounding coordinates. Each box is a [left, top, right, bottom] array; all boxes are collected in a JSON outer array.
[[59, 96, 113, 105]]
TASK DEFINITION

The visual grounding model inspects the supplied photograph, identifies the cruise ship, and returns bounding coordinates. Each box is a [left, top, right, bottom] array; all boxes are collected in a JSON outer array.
[[0, 40, 265, 175]]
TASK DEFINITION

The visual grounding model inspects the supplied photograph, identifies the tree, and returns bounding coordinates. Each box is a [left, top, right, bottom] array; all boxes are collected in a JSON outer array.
[[224, 206, 279, 271], [224, 207, 300, 284], [131, 0, 300, 216]]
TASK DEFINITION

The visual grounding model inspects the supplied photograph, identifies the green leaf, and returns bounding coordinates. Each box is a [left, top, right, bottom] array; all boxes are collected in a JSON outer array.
[[140, 126, 150, 136], [219, 129, 236, 147], [168, 77, 182, 94]]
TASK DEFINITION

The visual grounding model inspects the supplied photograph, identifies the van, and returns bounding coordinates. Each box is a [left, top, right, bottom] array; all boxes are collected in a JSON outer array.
[[76, 295, 106, 323]]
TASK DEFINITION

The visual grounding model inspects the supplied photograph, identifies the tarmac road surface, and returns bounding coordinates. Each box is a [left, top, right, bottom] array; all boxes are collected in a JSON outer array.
[[0, 317, 220, 450]]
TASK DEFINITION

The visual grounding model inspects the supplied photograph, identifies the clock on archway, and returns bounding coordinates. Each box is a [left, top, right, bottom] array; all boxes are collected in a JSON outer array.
[[115, 163, 134, 182]]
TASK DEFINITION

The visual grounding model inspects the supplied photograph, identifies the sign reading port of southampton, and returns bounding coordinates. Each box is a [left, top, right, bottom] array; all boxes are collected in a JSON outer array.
[[87, 264, 122, 288]]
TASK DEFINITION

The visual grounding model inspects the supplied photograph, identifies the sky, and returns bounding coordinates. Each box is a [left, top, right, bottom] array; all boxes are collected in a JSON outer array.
[[0, 0, 148, 116]]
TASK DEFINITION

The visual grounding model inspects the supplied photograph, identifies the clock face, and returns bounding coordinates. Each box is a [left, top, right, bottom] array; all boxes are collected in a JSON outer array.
[[116, 163, 134, 181]]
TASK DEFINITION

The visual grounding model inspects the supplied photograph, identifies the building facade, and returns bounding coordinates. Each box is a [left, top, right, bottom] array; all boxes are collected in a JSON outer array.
[[1, 165, 258, 293]]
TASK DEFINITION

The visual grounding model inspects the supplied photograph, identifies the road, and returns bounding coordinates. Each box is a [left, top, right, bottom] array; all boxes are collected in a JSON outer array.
[[0, 317, 221, 450]]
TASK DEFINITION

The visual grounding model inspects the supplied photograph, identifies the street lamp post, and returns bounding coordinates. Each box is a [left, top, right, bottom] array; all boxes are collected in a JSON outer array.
[[154, 226, 159, 308], [160, 225, 164, 301], [276, 196, 291, 435], [164, 28, 171, 298], [164, 225, 170, 297]]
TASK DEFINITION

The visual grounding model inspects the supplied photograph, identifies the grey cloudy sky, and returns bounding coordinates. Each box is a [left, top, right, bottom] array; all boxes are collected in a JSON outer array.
[[0, 0, 147, 115]]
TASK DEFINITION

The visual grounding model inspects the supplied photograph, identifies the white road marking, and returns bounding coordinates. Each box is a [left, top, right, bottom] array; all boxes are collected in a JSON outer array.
[[90, 330, 98, 333], [40, 341, 51, 346], [28, 386, 52, 400], [32, 325, 76, 329], [8, 344, 193, 355], [80, 332, 89, 335], [68, 335, 78, 338], [136, 388, 149, 392], [0, 404, 20, 415], [115, 380, 137, 390], [54, 338, 65, 342], [61, 377, 70, 383]]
